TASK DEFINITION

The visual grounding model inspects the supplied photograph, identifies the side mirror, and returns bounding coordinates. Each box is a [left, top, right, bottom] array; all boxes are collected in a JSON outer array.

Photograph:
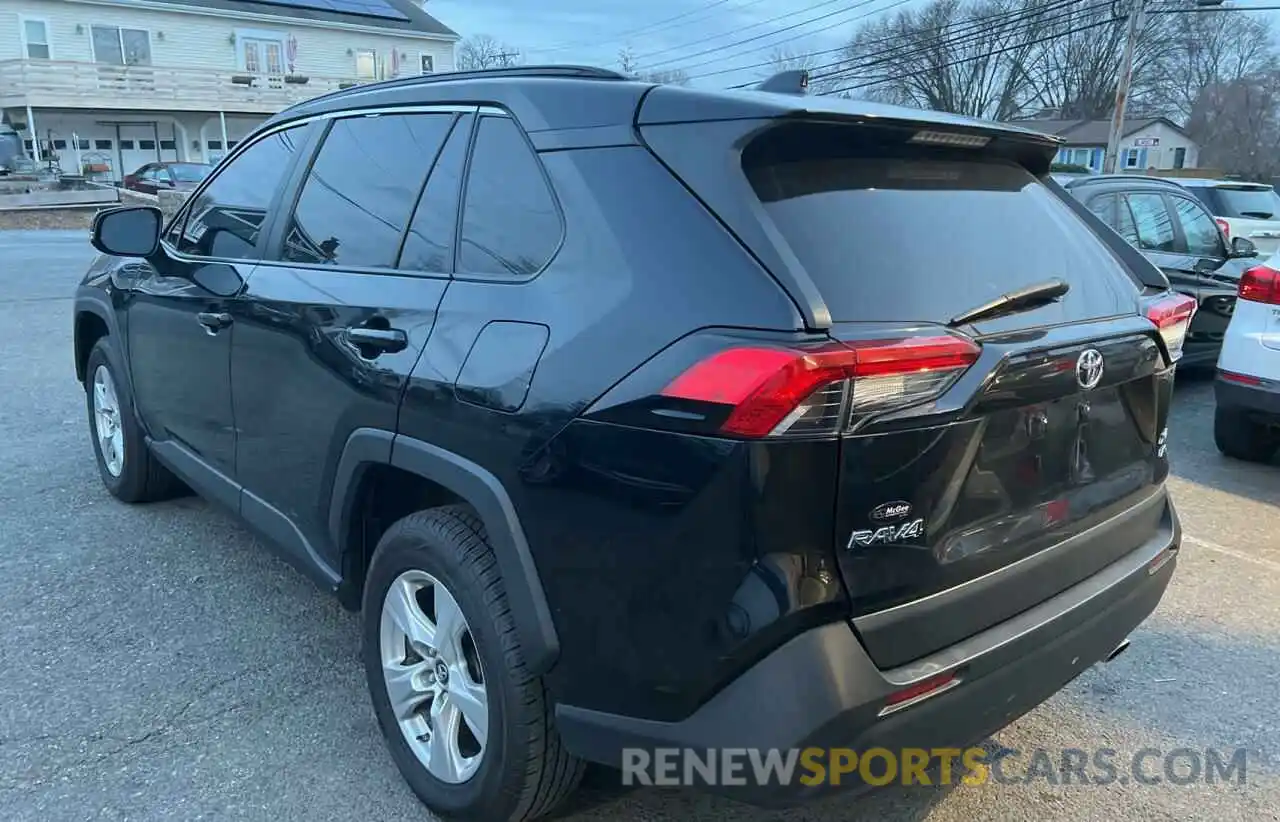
[[1230, 236, 1259, 258], [91, 205, 162, 257]]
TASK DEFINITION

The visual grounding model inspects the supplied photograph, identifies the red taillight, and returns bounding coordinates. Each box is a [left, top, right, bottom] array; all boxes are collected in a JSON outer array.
[[1239, 264, 1280, 305], [660, 334, 981, 438], [879, 670, 961, 716], [1219, 369, 1263, 386], [1145, 292, 1198, 362], [1216, 218, 1231, 240]]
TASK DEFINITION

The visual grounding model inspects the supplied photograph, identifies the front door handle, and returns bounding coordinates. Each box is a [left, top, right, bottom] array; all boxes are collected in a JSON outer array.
[[196, 311, 233, 332], [346, 326, 408, 355]]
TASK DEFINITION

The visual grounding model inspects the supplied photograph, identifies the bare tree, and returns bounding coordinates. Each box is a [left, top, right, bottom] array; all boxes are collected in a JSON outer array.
[[456, 34, 523, 71], [1149, 10, 1276, 121], [618, 45, 690, 85], [831, 0, 1047, 119], [1188, 72, 1280, 179]]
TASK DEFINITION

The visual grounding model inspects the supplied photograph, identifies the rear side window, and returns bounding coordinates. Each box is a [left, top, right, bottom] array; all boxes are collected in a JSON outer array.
[[1171, 195, 1223, 257], [744, 150, 1138, 323], [458, 116, 560, 278], [280, 112, 454, 268], [175, 124, 307, 259]]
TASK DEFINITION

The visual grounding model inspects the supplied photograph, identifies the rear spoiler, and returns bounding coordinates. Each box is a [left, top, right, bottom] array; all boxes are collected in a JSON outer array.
[[756, 70, 808, 96]]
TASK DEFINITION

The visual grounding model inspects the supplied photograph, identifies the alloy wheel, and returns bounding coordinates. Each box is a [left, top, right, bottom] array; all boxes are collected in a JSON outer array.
[[92, 365, 124, 477], [379, 569, 489, 783]]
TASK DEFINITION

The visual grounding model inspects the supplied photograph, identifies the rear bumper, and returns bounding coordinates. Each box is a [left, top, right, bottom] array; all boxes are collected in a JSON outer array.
[[1216, 373, 1280, 418], [556, 494, 1179, 807]]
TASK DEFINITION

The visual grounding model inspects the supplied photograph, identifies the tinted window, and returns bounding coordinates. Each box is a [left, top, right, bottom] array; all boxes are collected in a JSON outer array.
[[458, 116, 560, 278], [1124, 193, 1177, 252], [1114, 196, 1140, 245], [400, 115, 471, 275], [170, 163, 211, 183], [280, 113, 453, 268], [1193, 185, 1280, 220], [176, 125, 306, 259], [1172, 196, 1224, 257], [745, 151, 1136, 323]]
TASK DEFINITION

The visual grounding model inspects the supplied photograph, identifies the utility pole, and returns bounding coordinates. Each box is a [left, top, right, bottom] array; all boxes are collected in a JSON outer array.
[[1103, 0, 1147, 174], [1104, 0, 1226, 174]]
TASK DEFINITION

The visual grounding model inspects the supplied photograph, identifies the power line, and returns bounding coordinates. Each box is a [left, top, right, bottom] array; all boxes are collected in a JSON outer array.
[[632, 0, 850, 62], [680, 0, 918, 80], [811, 0, 1114, 86], [707, 0, 1088, 84], [824, 12, 1125, 96], [523, 0, 739, 56], [640, 0, 898, 71]]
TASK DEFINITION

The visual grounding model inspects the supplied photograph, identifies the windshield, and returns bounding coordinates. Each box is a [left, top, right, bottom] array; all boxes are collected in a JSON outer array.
[[1189, 185, 1280, 220], [170, 164, 212, 183]]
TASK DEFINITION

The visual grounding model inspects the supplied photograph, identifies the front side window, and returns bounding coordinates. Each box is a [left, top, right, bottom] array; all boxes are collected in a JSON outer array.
[[1123, 193, 1176, 252], [23, 19, 50, 59], [1173, 195, 1225, 257], [458, 116, 561, 278], [174, 125, 307, 260], [92, 25, 151, 66], [400, 115, 472, 274], [280, 112, 454, 268], [1086, 193, 1116, 226]]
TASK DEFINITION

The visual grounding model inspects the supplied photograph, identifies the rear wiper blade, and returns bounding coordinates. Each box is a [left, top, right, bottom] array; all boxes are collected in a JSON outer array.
[[947, 278, 1070, 328], [1238, 211, 1274, 219]]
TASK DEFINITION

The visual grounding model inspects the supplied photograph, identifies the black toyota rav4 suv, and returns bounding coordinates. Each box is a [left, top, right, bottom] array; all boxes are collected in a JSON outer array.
[[74, 66, 1188, 821]]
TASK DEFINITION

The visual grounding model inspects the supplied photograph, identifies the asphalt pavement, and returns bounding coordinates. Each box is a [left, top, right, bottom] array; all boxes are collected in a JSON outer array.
[[1, 229, 1277, 821]]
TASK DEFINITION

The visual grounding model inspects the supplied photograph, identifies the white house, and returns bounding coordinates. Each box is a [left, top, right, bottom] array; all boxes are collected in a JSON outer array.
[[1021, 118, 1200, 173], [0, 0, 457, 181]]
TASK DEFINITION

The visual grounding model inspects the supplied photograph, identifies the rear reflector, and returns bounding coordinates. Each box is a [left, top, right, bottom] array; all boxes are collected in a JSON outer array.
[[1240, 264, 1280, 305], [1219, 369, 1263, 386], [878, 670, 961, 716], [660, 334, 980, 438], [1144, 292, 1198, 362]]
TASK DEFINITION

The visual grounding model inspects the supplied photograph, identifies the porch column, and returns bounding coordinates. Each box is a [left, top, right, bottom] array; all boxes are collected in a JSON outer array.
[[25, 105, 40, 163], [219, 111, 229, 159]]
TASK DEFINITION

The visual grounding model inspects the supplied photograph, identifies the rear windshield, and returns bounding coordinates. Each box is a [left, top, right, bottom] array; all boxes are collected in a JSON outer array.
[[1186, 185, 1280, 220], [744, 150, 1139, 325]]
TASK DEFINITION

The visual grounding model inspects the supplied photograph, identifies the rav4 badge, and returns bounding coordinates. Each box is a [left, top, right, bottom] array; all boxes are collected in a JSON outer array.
[[847, 518, 925, 550]]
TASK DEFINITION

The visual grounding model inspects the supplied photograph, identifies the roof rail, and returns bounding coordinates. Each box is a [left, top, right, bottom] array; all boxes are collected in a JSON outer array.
[[295, 64, 629, 108], [1065, 173, 1187, 187], [756, 69, 809, 95]]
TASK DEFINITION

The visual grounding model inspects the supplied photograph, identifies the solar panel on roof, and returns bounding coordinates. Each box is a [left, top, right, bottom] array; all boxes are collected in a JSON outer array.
[[235, 0, 411, 22]]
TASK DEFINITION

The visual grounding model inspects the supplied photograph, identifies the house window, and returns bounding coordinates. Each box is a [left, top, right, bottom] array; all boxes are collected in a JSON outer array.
[[119, 140, 135, 150], [420, 54, 434, 74], [242, 38, 284, 76], [53, 139, 67, 150], [355, 49, 377, 79], [208, 140, 223, 150], [22, 19, 50, 59], [1124, 149, 1139, 169], [23, 140, 33, 153], [78, 139, 91, 150], [139, 139, 156, 150], [160, 139, 176, 151], [95, 139, 112, 150], [92, 25, 152, 66]]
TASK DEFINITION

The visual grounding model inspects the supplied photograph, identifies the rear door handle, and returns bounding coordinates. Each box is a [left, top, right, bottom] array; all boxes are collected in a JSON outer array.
[[346, 326, 408, 355], [196, 311, 233, 331]]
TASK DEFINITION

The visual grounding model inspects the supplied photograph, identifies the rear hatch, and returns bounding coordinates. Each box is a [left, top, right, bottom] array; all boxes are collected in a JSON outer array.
[[1186, 183, 1280, 256], [641, 108, 1183, 668]]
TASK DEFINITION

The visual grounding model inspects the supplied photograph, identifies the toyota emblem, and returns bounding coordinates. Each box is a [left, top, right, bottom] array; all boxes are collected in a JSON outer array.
[[1076, 349, 1104, 391]]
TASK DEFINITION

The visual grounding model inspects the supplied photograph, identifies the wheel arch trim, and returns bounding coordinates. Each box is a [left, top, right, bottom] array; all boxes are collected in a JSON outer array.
[[330, 429, 560, 675]]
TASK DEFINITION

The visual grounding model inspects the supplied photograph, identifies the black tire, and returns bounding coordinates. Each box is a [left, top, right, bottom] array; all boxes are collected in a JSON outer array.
[[1213, 404, 1279, 463], [83, 339, 184, 503], [362, 505, 584, 822]]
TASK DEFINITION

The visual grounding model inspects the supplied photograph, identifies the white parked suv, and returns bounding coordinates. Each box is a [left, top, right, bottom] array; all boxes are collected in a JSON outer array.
[[1215, 251, 1280, 462], [1181, 179, 1280, 258]]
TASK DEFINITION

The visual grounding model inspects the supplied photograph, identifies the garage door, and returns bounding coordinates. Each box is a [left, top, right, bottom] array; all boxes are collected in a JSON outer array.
[[117, 124, 157, 180]]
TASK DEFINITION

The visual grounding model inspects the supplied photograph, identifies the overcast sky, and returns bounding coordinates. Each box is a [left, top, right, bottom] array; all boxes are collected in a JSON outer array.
[[424, 0, 872, 88], [423, 0, 1280, 90]]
